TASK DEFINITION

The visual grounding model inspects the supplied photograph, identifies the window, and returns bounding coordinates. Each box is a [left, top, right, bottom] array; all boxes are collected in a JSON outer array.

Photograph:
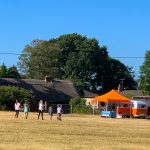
[[123, 104, 128, 108], [137, 104, 146, 108]]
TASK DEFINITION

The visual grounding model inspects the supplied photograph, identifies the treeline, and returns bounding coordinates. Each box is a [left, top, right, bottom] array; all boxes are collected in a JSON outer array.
[[0, 86, 35, 111], [0, 64, 20, 79], [1, 33, 150, 110], [18, 33, 137, 93]]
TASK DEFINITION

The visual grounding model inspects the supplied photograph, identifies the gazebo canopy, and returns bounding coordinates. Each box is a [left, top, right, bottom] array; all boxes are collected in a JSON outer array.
[[95, 89, 130, 103]]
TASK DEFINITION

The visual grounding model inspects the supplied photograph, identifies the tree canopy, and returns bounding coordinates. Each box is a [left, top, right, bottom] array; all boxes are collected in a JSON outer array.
[[139, 50, 150, 94], [18, 33, 137, 93], [0, 64, 21, 79]]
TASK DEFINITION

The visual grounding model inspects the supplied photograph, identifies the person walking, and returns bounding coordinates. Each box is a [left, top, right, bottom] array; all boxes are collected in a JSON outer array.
[[57, 105, 62, 121], [38, 100, 44, 120], [24, 100, 30, 119], [14, 100, 20, 118], [48, 106, 53, 120]]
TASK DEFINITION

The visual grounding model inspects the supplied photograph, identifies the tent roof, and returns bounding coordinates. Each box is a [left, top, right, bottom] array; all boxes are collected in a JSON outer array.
[[95, 89, 130, 103]]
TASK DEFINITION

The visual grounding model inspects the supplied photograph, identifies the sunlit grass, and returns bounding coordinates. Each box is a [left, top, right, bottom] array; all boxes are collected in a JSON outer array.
[[0, 111, 150, 150]]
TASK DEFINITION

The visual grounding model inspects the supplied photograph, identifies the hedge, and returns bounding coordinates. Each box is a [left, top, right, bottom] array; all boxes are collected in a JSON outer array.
[[0, 86, 35, 111]]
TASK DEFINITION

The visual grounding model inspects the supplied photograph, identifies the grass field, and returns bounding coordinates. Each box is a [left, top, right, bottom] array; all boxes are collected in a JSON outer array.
[[0, 111, 150, 150]]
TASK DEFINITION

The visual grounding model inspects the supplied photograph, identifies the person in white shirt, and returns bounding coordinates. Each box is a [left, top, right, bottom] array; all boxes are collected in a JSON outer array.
[[57, 105, 62, 121], [38, 100, 44, 120], [14, 100, 20, 118]]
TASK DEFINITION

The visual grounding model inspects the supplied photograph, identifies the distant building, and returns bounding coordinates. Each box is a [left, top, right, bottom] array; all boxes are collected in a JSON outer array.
[[0, 78, 96, 104], [81, 90, 98, 107], [120, 90, 144, 98]]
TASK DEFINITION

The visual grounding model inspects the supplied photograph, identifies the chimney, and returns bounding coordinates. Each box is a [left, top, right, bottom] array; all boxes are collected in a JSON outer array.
[[45, 75, 54, 88], [45, 75, 53, 82]]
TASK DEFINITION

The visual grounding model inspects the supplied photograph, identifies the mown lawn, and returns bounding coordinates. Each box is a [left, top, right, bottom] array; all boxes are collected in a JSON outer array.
[[0, 111, 150, 150]]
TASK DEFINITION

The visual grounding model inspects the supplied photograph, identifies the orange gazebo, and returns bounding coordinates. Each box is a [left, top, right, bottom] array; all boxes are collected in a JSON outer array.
[[95, 89, 130, 103], [95, 89, 131, 117]]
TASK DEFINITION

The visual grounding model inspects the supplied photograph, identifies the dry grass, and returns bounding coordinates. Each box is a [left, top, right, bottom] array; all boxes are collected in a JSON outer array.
[[0, 111, 150, 150]]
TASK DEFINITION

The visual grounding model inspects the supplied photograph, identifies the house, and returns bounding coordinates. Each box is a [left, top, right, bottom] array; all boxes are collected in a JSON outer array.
[[120, 90, 144, 98], [82, 90, 98, 107], [0, 78, 96, 104]]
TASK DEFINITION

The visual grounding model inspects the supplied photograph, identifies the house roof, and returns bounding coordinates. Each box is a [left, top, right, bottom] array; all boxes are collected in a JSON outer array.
[[0, 78, 96, 103], [120, 90, 144, 98], [82, 90, 97, 98]]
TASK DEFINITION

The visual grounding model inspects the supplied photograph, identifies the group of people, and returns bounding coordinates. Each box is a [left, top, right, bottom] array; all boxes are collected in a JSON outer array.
[[14, 99, 62, 121], [14, 100, 29, 119]]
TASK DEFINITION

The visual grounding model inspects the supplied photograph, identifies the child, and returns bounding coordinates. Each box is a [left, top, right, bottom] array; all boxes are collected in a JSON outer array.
[[57, 105, 62, 121], [14, 100, 20, 118], [38, 100, 44, 120], [24, 101, 30, 119], [48, 106, 53, 120]]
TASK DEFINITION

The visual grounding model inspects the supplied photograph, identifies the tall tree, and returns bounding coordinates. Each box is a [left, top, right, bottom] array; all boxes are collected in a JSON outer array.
[[0, 63, 8, 78], [139, 50, 150, 94], [18, 39, 61, 79], [62, 40, 109, 92], [57, 34, 137, 93], [101, 58, 137, 92], [0, 64, 21, 78], [18, 33, 137, 93], [7, 65, 21, 79]]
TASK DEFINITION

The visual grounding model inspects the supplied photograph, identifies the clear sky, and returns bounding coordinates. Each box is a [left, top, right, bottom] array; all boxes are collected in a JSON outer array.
[[0, 0, 149, 77]]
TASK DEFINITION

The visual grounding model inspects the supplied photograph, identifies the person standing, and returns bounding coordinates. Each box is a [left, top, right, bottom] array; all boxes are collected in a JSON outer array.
[[14, 100, 20, 118], [38, 100, 44, 120], [24, 100, 30, 119], [48, 106, 53, 120], [57, 105, 62, 121]]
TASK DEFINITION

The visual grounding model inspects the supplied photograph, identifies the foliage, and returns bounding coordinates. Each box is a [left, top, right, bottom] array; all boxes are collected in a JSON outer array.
[[139, 50, 150, 94], [18, 39, 61, 79], [69, 97, 93, 114], [18, 33, 137, 93], [0, 86, 35, 111], [7, 65, 21, 79], [0, 63, 8, 77], [0, 64, 21, 79], [100, 58, 137, 92]]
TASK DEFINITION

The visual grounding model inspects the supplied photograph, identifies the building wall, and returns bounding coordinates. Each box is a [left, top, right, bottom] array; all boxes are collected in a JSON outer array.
[[84, 98, 98, 108]]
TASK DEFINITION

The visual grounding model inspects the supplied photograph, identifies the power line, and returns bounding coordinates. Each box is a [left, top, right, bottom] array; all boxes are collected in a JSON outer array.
[[0, 53, 20, 55], [0, 52, 146, 58]]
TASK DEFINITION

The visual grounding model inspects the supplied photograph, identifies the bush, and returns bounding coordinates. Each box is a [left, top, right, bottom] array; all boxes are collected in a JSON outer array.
[[0, 86, 35, 111], [70, 97, 93, 114]]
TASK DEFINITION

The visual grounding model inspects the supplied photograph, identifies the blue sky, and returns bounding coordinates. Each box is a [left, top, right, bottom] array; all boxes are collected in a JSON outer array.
[[0, 0, 149, 77]]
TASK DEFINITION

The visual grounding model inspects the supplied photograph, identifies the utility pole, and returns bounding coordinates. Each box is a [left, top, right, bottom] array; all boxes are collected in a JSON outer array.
[[120, 79, 125, 91]]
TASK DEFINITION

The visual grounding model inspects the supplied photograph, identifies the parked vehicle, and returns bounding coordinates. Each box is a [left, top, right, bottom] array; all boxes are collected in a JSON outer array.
[[116, 100, 148, 118]]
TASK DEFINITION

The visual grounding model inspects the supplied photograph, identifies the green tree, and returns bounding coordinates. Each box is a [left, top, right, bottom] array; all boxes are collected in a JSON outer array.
[[100, 58, 137, 92], [18, 39, 61, 79], [0, 86, 35, 110], [7, 65, 21, 79], [0, 63, 8, 78], [18, 33, 137, 93], [17, 40, 45, 77], [57, 34, 110, 92], [139, 50, 150, 94], [0, 64, 21, 79], [58, 34, 137, 93], [69, 97, 92, 114]]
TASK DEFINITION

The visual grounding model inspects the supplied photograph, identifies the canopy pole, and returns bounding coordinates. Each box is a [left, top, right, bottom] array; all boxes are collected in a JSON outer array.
[[106, 102, 108, 111]]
